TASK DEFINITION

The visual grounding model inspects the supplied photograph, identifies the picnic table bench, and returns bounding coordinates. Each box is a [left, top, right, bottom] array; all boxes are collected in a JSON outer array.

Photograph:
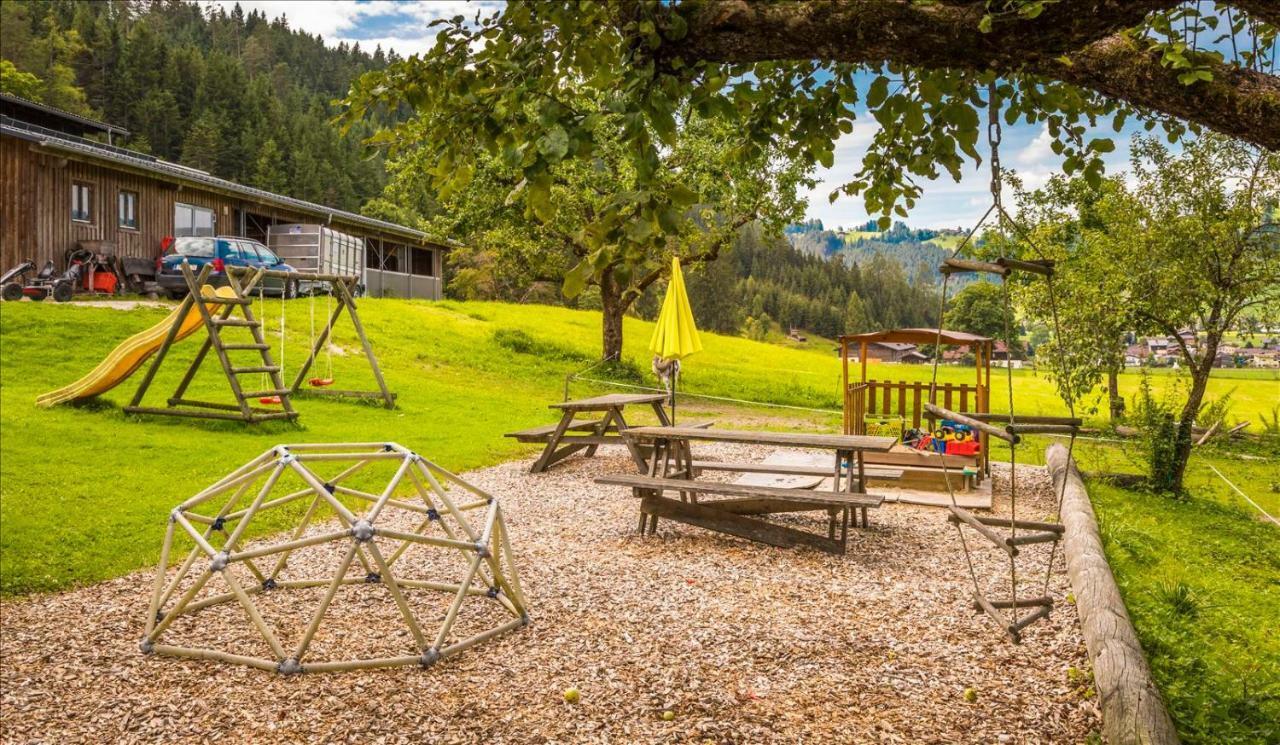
[[505, 393, 712, 473], [596, 426, 897, 554]]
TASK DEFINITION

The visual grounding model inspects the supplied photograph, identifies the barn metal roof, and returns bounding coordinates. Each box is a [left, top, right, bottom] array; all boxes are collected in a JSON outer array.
[[1, 115, 448, 245], [0, 93, 129, 138]]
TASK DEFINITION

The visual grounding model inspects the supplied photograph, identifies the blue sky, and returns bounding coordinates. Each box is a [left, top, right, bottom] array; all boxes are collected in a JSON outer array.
[[210, 0, 1141, 230]]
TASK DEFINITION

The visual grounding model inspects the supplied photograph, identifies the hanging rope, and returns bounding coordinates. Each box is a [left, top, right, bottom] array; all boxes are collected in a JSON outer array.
[[324, 287, 334, 381], [258, 282, 267, 391], [278, 282, 286, 383], [926, 79, 1086, 641]]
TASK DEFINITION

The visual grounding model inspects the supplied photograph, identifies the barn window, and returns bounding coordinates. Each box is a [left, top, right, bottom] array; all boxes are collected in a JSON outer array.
[[118, 191, 139, 229], [174, 203, 216, 237], [71, 182, 92, 222], [410, 247, 435, 277]]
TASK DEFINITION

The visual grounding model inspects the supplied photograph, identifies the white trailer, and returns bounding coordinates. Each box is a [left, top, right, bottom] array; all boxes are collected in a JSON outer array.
[[267, 224, 365, 294]]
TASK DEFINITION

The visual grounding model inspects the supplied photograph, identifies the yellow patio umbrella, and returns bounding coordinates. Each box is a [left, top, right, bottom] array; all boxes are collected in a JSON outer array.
[[649, 256, 702, 423]]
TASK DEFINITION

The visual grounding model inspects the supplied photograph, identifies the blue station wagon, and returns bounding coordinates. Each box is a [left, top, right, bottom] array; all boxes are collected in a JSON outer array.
[[158, 236, 299, 299]]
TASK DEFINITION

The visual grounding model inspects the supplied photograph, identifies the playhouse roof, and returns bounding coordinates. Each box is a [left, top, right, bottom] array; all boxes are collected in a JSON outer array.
[[839, 328, 992, 347]]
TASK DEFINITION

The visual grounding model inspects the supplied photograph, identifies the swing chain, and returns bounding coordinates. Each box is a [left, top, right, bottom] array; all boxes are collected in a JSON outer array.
[[988, 80, 1005, 224]]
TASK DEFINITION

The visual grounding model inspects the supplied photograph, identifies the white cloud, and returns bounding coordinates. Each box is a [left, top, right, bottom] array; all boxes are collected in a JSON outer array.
[[1016, 126, 1055, 167], [202, 0, 501, 56]]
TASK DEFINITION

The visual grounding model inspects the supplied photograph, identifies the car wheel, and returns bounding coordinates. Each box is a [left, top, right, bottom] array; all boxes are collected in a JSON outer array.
[[1, 283, 22, 302], [52, 281, 74, 303], [167, 290, 186, 301]]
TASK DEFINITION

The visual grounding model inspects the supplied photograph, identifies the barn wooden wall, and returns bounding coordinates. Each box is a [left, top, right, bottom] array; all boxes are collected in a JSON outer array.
[[1, 135, 447, 275]]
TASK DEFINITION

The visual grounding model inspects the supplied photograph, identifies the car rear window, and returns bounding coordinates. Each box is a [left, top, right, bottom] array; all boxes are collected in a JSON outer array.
[[173, 237, 217, 257], [254, 245, 280, 264]]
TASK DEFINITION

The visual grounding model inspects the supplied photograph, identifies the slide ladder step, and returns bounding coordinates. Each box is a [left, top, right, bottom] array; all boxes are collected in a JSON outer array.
[[230, 366, 281, 375], [241, 389, 290, 398], [222, 343, 270, 351], [211, 318, 261, 328]]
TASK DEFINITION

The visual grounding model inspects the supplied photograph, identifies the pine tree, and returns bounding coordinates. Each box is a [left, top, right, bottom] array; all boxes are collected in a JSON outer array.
[[181, 110, 225, 173]]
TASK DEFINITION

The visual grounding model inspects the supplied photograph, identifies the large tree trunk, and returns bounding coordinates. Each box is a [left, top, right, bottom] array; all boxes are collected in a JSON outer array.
[[1108, 366, 1124, 423], [600, 272, 625, 361], [1168, 332, 1221, 491]]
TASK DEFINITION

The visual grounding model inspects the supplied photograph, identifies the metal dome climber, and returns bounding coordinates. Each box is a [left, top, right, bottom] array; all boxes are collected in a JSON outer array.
[[926, 82, 1082, 643], [140, 442, 528, 673]]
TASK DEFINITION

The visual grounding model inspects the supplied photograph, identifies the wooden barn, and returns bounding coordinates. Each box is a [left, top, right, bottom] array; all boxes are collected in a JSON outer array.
[[0, 93, 450, 299]]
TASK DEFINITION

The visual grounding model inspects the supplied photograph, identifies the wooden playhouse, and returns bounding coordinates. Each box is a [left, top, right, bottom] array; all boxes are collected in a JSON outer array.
[[839, 328, 994, 495]]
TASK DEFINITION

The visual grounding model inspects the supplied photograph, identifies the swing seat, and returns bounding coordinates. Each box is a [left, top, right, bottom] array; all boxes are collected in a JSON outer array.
[[308, 377, 336, 387], [259, 396, 283, 405]]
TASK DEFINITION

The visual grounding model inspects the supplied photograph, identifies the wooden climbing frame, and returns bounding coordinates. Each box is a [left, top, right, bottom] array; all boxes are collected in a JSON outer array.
[[123, 263, 395, 424]]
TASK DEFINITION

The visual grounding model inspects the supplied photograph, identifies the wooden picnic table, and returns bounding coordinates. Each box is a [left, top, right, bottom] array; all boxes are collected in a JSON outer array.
[[598, 426, 896, 554], [507, 393, 693, 473]]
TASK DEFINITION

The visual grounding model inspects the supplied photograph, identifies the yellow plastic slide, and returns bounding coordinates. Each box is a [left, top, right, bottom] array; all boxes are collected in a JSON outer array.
[[37, 285, 235, 407]]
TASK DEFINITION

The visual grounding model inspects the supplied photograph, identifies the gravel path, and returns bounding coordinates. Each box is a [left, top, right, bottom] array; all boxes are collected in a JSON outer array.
[[1, 446, 1099, 743]]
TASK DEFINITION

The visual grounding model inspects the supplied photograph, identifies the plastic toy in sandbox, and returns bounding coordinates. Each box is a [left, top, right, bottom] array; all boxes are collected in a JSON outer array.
[[141, 442, 528, 674]]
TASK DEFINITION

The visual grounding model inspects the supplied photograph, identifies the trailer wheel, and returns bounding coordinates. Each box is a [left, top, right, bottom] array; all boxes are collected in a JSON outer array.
[[1, 283, 22, 302], [27, 288, 48, 302], [52, 281, 74, 303]]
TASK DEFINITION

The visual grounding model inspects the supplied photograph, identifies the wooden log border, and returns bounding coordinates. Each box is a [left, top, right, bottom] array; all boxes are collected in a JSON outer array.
[[1046, 443, 1180, 745]]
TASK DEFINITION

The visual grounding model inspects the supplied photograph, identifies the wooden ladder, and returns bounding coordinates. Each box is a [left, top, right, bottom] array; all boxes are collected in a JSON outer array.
[[124, 263, 298, 424], [932, 256, 1072, 643]]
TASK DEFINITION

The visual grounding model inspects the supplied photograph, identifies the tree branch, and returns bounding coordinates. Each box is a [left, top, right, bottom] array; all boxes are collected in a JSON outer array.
[[1233, 0, 1280, 28], [667, 0, 1280, 150]]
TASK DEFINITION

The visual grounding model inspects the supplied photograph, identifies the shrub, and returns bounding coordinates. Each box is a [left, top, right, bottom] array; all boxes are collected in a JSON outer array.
[[1130, 373, 1182, 494], [1196, 387, 1236, 428]]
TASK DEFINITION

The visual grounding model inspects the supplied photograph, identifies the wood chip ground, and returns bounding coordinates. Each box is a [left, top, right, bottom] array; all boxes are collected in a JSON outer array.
[[0, 445, 1099, 743]]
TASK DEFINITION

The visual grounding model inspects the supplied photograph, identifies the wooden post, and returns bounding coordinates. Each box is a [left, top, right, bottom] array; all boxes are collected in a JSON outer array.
[[841, 337, 849, 434], [1046, 444, 1181, 745]]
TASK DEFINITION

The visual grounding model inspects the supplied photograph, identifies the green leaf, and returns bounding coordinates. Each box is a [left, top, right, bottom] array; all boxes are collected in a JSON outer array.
[[537, 125, 570, 160], [1087, 138, 1116, 154], [866, 76, 889, 109], [527, 171, 555, 221], [657, 206, 682, 234], [669, 182, 699, 207], [977, 15, 993, 33], [562, 259, 591, 299]]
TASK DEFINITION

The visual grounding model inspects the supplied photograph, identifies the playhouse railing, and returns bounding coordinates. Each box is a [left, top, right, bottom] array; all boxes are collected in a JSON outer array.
[[846, 380, 987, 430]]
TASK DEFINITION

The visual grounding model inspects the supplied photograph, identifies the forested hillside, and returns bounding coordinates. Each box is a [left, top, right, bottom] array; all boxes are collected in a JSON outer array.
[[637, 225, 939, 340], [787, 219, 968, 284], [0, 0, 390, 211]]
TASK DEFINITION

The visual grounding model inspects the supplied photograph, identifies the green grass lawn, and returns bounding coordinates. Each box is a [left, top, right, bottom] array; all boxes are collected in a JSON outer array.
[[1088, 470, 1280, 744]]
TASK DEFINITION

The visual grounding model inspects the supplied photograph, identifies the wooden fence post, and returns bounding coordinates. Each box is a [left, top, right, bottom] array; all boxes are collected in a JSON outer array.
[[1046, 444, 1180, 745]]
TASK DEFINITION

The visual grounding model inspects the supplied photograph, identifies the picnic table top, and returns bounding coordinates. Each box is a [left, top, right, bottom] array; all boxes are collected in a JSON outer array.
[[550, 393, 669, 410], [621, 426, 897, 452]]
